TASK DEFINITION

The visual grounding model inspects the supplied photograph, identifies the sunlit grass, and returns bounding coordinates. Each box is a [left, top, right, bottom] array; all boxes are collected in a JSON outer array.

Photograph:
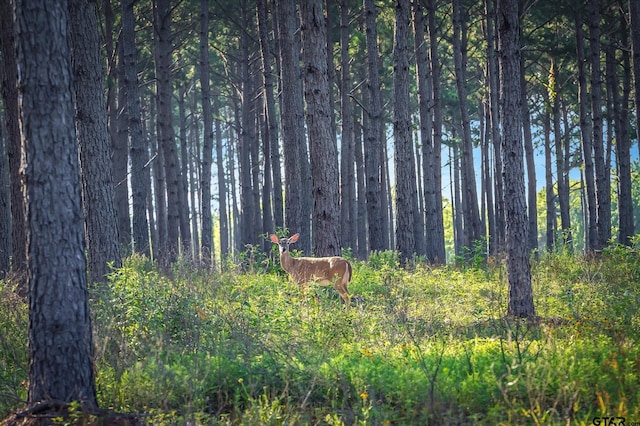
[[1, 246, 639, 424]]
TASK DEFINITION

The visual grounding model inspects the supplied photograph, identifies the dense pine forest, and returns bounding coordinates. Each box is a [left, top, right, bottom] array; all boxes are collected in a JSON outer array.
[[1, 0, 640, 424], [1, 0, 639, 272]]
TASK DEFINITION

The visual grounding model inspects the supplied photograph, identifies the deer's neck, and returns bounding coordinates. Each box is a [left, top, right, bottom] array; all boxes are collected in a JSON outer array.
[[280, 251, 298, 273]]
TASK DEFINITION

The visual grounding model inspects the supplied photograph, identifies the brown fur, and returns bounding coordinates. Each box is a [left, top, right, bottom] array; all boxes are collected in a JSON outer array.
[[270, 233, 352, 310]]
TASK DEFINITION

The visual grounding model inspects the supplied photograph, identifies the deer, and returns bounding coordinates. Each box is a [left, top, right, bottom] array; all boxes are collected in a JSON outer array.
[[270, 233, 352, 310]]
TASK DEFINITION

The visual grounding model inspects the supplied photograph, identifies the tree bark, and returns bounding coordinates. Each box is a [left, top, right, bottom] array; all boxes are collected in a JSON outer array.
[[0, 0, 27, 280], [257, 0, 284, 231], [364, 0, 384, 252], [453, 0, 484, 250], [154, 0, 180, 263], [575, 8, 598, 252], [275, 0, 311, 253], [122, 0, 150, 257], [588, 0, 610, 250], [300, 0, 341, 256], [426, 0, 447, 263], [69, 0, 122, 283], [393, 0, 417, 262], [339, 0, 357, 253], [16, 0, 98, 408], [199, 0, 214, 265], [497, 0, 535, 318]]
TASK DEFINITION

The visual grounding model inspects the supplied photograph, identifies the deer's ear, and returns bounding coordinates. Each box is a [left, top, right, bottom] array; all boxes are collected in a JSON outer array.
[[289, 233, 300, 243], [270, 234, 280, 243]]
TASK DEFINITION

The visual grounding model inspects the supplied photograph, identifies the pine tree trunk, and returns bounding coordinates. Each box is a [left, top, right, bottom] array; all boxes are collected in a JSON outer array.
[[0, 0, 27, 279], [339, 0, 356, 253], [426, 0, 447, 263], [214, 93, 230, 258], [275, 0, 306, 249], [257, 0, 284, 230], [123, 0, 150, 256], [177, 86, 192, 257], [393, 0, 417, 262], [575, 9, 598, 252], [521, 56, 538, 253], [497, 0, 535, 318], [199, 0, 214, 265], [69, 0, 122, 283], [631, 0, 640, 157], [543, 106, 556, 251], [611, 17, 634, 245], [485, 0, 505, 253], [364, 0, 384, 252], [588, 0, 611, 250], [301, 0, 341, 256], [453, 0, 483, 249], [16, 0, 98, 408], [154, 0, 180, 263]]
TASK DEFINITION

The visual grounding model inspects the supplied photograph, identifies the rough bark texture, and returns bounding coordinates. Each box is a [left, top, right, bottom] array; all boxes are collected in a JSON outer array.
[[497, 0, 535, 318], [16, 0, 98, 408], [199, 0, 214, 265], [300, 0, 341, 256], [0, 0, 27, 278], [426, 0, 446, 263], [69, 0, 122, 283], [122, 0, 150, 256], [588, 0, 611, 250], [453, 0, 483, 249], [364, 0, 384, 252], [154, 0, 180, 262], [393, 0, 417, 262], [275, 0, 312, 253], [257, 0, 284, 230], [339, 0, 356, 253]]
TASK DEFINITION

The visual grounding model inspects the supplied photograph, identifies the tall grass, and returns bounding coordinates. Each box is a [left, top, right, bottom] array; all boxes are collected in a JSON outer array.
[[1, 247, 639, 424]]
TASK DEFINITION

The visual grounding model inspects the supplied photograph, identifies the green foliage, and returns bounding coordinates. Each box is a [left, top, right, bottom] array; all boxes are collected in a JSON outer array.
[[2, 249, 640, 424]]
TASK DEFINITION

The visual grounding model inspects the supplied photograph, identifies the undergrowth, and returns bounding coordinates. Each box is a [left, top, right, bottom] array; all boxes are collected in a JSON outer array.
[[1, 247, 639, 424]]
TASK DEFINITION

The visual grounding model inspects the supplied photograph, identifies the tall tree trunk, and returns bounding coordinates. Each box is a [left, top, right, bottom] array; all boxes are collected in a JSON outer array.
[[426, 0, 447, 263], [177, 85, 192, 257], [364, 0, 384, 252], [301, 0, 341, 256], [543, 104, 556, 251], [0, 0, 27, 281], [611, 14, 634, 245], [631, 0, 640, 159], [154, 0, 180, 263], [16, 0, 98, 409], [453, 0, 483, 250], [0, 124, 9, 276], [339, 0, 356, 252], [199, 0, 214, 265], [497, 0, 534, 318], [575, 9, 597, 252], [115, 42, 132, 252], [238, 0, 257, 251], [414, 0, 440, 263], [214, 92, 229, 258], [485, 0, 504, 253], [275, 0, 309, 251], [588, 0, 610, 250], [69, 0, 122, 283], [257, 0, 284, 230], [189, 90, 201, 256], [520, 56, 537, 253], [105, 0, 130, 252], [122, 0, 150, 256], [393, 0, 417, 262], [560, 101, 573, 248]]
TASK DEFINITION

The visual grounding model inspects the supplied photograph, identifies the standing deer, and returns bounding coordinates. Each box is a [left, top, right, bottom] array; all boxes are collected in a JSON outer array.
[[270, 233, 352, 310]]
